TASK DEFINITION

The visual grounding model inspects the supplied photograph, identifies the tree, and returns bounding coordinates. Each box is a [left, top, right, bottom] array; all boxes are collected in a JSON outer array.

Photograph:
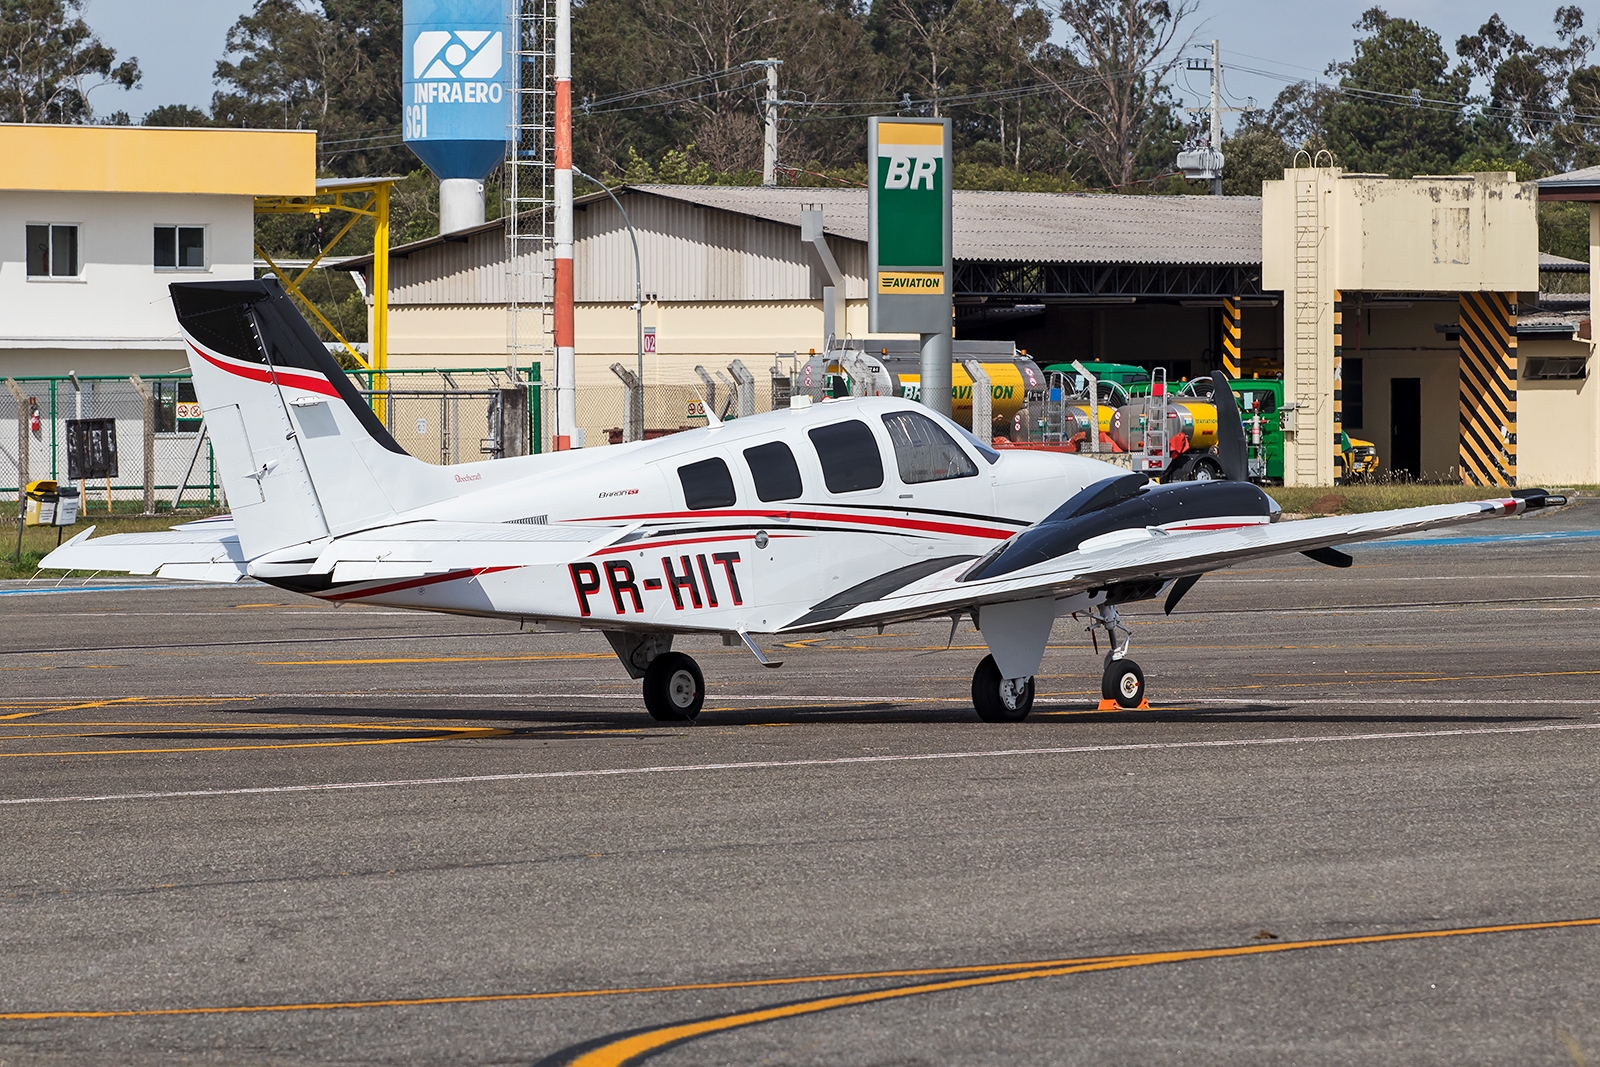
[[0, 0, 140, 123], [142, 104, 212, 127], [1323, 8, 1469, 177], [869, 0, 1054, 168], [1457, 8, 1591, 154], [1033, 0, 1197, 188], [573, 0, 885, 176], [1221, 125, 1290, 195], [211, 0, 406, 177]]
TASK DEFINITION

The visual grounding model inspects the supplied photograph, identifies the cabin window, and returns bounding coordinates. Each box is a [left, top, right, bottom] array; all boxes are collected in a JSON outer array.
[[881, 411, 977, 484], [743, 441, 803, 501], [678, 457, 737, 510], [26, 223, 79, 278], [808, 420, 884, 493], [154, 226, 207, 270]]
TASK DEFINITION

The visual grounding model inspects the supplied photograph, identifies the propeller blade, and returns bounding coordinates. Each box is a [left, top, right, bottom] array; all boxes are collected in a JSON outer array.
[[1164, 574, 1201, 614], [1209, 371, 1248, 482], [1302, 546, 1353, 568]]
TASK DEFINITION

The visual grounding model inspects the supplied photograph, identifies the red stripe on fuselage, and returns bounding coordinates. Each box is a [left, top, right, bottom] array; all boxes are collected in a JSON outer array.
[[190, 342, 343, 399], [317, 566, 518, 602], [591, 532, 800, 556], [575, 508, 1012, 540]]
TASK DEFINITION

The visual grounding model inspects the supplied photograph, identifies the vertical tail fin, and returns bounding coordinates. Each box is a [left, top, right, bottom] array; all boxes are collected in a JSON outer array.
[[172, 280, 450, 558]]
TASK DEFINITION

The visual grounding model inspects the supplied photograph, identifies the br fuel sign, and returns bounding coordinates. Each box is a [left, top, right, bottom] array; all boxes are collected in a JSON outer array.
[[868, 117, 952, 335]]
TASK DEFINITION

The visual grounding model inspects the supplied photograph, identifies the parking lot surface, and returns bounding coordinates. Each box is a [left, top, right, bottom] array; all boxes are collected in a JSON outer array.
[[3, 501, 1599, 1065]]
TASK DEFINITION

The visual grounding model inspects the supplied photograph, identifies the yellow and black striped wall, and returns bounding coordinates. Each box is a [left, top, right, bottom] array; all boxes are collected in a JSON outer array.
[[1457, 292, 1517, 487]]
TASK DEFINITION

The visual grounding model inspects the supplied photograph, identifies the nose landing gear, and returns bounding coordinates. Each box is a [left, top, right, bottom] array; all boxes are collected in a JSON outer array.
[[1087, 604, 1149, 710]]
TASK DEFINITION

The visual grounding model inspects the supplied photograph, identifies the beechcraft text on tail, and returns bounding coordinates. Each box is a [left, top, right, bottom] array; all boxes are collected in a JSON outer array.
[[44, 280, 1567, 722]]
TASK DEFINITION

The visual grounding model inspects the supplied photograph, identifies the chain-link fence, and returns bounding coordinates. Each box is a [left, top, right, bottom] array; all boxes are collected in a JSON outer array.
[[1, 375, 220, 512], [568, 357, 786, 448], [3, 366, 542, 507]]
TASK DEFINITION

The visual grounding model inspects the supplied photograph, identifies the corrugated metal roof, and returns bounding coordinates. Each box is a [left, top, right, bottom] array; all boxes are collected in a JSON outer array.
[[1539, 251, 1589, 271], [341, 184, 1263, 271], [633, 185, 1263, 265], [1538, 166, 1600, 200]]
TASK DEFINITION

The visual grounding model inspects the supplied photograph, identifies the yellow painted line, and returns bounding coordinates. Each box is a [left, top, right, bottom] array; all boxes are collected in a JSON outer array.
[[0, 729, 509, 758], [260, 653, 613, 666], [0, 723, 495, 741], [232, 603, 285, 609], [8, 917, 1595, 1034], [563, 917, 1600, 1067], [0, 954, 1139, 1021], [0, 696, 254, 721]]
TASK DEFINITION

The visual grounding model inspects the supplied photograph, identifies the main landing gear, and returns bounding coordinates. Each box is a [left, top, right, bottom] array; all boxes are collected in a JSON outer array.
[[643, 652, 704, 721], [971, 654, 1035, 723], [1088, 603, 1147, 709]]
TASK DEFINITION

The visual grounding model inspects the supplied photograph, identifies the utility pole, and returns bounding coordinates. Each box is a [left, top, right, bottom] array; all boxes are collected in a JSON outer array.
[[1178, 40, 1252, 194], [762, 59, 781, 187]]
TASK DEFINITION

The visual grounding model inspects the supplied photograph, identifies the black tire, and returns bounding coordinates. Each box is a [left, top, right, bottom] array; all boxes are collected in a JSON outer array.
[[1102, 658, 1145, 709], [971, 654, 1035, 723], [1190, 457, 1224, 481], [643, 652, 704, 721]]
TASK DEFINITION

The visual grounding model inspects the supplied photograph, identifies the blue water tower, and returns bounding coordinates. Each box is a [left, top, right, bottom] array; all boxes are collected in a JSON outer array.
[[403, 0, 510, 232]]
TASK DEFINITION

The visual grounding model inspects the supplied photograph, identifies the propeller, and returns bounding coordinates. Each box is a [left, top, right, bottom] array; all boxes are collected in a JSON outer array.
[[1209, 371, 1248, 482], [1164, 574, 1201, 614]]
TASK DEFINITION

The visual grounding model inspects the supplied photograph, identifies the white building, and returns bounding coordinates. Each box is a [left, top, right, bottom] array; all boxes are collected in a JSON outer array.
[[0, 123, 314, 379]]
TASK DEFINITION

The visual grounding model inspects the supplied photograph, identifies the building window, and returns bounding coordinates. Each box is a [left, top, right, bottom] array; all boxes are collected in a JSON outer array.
[[1343, 358, 1364, 429], [1523, 356, 1588, 381], [808, 420, 884, 494], [25, 224, 79, 278], [154, 226, 206, 270]]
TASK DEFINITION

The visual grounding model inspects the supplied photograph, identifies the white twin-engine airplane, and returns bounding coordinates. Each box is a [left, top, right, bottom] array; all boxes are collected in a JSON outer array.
[[47, 280, 1565, 721]]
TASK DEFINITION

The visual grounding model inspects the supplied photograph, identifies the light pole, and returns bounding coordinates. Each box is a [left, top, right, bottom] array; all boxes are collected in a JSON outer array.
[[573, 166, 643, 441]]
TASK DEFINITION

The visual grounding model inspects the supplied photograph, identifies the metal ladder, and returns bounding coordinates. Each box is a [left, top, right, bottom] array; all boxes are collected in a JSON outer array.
[[506, 0, 555, 446], [1138, 368, 1168, 473], [1291, 174, 1323, 480]]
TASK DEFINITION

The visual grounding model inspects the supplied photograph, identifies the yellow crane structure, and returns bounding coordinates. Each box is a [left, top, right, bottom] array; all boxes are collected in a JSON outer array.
[[254, 177, 394, 420]]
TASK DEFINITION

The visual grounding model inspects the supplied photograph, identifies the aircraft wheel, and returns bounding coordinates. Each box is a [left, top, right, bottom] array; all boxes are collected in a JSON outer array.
[[971, 654, 1035, 723], [1102, 658, 1145, 709], [643, 652, 704, 721]]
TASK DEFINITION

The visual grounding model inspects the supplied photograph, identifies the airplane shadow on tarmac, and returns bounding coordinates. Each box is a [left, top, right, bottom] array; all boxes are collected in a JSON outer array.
[[211, 702, 1577, 734]]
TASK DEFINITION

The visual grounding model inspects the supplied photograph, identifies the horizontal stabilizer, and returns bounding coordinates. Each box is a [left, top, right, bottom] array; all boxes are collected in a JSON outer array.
[[39, 517, 247, 582]]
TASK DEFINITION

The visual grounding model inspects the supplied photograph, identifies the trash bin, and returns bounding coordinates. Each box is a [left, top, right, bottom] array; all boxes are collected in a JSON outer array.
[[54, 486, 80, 526], [23, 480, 57, 526]]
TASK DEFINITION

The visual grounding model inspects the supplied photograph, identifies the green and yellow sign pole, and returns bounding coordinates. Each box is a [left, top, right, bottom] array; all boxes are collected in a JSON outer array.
[[868, 117, 953, 417]]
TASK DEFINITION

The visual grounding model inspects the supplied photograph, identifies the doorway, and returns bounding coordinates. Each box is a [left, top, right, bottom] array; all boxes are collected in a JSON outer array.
[[1390, 378, 1421, 479]]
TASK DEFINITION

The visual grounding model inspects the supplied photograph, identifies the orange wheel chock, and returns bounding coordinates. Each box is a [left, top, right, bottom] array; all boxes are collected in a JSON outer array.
[[1097, 698, 1152, 711]]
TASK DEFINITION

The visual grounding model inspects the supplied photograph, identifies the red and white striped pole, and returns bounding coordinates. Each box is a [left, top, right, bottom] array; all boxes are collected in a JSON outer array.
[[553, 0, 576, 448]]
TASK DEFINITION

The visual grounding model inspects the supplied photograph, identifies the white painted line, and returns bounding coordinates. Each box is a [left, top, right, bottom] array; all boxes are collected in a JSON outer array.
[[5, 719, 1599, 807]]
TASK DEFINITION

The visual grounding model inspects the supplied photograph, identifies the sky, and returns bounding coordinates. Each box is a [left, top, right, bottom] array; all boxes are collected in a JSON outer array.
[[79, 0, 1592, 130]]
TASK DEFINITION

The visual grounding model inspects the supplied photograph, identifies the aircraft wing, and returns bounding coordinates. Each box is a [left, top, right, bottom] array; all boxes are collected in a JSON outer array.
[[782, 494, 1556, 632], [39, 516, 248, 583]]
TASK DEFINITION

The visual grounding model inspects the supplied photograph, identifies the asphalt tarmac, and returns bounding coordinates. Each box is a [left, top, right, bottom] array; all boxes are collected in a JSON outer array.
[[3, 500, 1600, 1066]]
